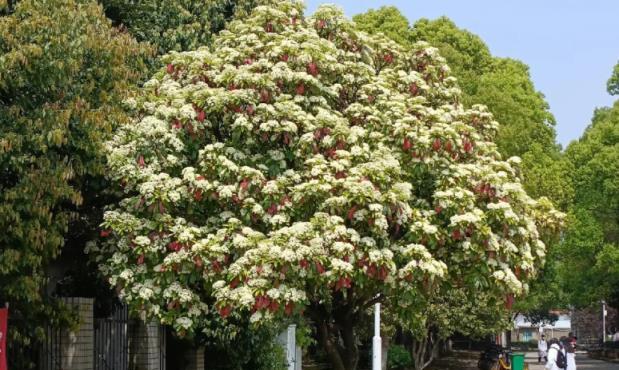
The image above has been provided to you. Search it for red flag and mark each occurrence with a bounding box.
[0,308,7,370]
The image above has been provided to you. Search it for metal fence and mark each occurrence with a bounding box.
[37,301,165,370]
[94,304,129,370]
[39,326,63,370]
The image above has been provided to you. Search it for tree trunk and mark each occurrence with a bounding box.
[316,320,347,370]
[314,314,360,370]
[411,331,440,370]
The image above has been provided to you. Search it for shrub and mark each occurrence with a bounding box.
[388,345,413,370]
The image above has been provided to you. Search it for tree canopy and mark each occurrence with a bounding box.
[0,0,149,366]
[92,2,562,370]
[352,3,570,333]
[608,61,619,95]
[100,0,262,54]
[559,101,619,307]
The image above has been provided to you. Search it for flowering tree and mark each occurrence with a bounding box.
[94,2,562,369]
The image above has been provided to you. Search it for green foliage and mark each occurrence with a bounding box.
[388,344,413,370]
[474,58,556,158]
[559,100,619,307]
[100,0,262,54]
[352,6,412,47]
[521,145,574,211]
[557,209,606,306]
[410,17,493,100]
[0,0,149,366]
[203,323,287,370]
[608,61,619,95]
[354,10,558,158]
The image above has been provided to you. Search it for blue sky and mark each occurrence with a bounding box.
[304,0,619,147]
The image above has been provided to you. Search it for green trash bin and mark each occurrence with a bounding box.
[510,353,525,370]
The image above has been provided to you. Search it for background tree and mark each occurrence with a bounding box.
[352,6,412,47]
[608,61,619,95]
[100,0,263,55]
[354,7,571,331]
[93,2,562,370]
[0,0,150,366]
[559,100,619,307]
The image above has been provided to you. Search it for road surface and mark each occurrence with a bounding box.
[525,352,619,370]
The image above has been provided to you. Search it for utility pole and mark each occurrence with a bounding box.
[372,303,381,370]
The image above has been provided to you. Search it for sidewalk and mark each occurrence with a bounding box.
[524,351,544,370]
[523,351,619,369]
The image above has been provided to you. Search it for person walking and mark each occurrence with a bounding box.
[538,334,548,363]
[566,335,577,370]
[545,338,567,370]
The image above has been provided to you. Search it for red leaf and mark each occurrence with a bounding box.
[260,89,271,103]
[378,266,388,281]
[240,179,250,191]
[315,261,325,274]
[432,138,441,151]
[402,137,412,151]
[505,294,514,310]
[347,206,357,221]
[196,110,205,122]
[269,300,280,313]
[137,254,145,265]
[267,203,278,215]
[307,62,319,76]
[100,230,111,238]
[166,64,174,74]
[296,83,305,95]
[137,155,145,168]
[284,302,295,316]
[219,305,232,318]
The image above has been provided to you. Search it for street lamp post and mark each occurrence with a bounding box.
[602,300,607,343]
[372,303,381,370]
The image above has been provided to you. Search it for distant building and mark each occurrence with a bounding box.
[511,313,571,342]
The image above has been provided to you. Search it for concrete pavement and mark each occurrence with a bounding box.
[524,351,619,370]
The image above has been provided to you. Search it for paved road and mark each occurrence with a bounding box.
[525,352,619,370]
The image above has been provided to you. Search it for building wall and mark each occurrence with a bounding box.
[511,328,570,342]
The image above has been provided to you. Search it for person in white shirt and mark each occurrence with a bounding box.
[566,336,577,370]
[538,334,548,363]
[545,338,564,370]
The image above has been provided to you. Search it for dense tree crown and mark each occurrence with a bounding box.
[0,0,149,366]
[93,2,562,369]
[100,0,263,54]
[559,101,619,307]
[353,7,572,326]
